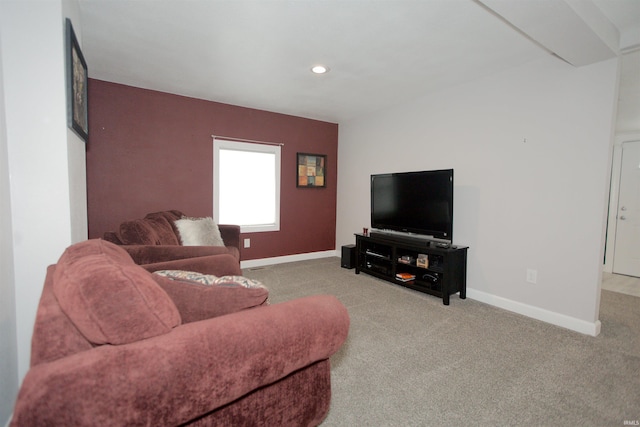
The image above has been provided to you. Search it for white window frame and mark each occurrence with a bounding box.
[213,139,281,233]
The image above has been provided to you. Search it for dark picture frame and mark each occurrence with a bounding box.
[65,18,89,142]
[297,153,327,188]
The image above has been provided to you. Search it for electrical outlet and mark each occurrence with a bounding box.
[526,269,537,284]
[244,238,251,248]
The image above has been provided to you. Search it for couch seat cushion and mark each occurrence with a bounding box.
[53,239,181,345]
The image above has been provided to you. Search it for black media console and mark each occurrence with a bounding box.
[355,233,468,305]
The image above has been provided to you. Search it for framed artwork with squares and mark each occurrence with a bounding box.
[296,153,326,188]
[65,18,89,142]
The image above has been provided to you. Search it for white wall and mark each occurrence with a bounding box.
[0,1,86,419]
[337,55,618,336]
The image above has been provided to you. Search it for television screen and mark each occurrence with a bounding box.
[371,169,453,241]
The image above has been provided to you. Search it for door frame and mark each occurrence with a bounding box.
[605,133,640,273]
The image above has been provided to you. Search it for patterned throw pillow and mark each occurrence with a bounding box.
[154,270,267,291]
[211,275,268,289]
[153,270,219,285]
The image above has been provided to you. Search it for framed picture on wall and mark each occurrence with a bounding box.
[65,18,89,142]
[297,153,326,188]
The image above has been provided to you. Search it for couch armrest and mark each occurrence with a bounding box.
[11,295,350,427]
[122,244,239,265]
[218,224,240,251]
[141,253,242,277]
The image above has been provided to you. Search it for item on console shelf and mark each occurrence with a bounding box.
[416,254,429,269]
[398,255,415,265]
[395,272,415,282]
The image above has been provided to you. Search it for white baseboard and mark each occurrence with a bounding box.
[241,250,339,270]
[466,288,601,337]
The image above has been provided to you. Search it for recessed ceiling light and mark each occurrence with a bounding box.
[311,65,329,74]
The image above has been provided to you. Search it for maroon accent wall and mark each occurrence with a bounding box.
[87,80,338,261]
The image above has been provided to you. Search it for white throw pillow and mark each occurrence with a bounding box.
[174,217,225,246]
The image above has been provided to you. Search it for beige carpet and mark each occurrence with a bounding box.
[243,257,640,426]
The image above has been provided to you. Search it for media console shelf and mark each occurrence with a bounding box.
[355,233,468,305]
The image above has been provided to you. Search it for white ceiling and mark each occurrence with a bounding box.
[79,0,640,124]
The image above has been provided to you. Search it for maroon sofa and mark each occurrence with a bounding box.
[11,239,350,426]
[103,210,241,268]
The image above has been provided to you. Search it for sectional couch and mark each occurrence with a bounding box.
[103,210,241,273]
[11,239,350,426]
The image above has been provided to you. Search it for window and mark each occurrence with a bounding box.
[213,139,281,233]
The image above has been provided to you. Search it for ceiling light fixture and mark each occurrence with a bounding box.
[311,65,329,74]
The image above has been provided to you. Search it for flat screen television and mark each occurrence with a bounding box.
[371,169,454,242]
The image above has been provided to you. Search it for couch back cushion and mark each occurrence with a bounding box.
[30,265,95,366]
[62,235,134,264]
[119,216,180,245]
[52,239,181,345]
[146,210,183,236]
